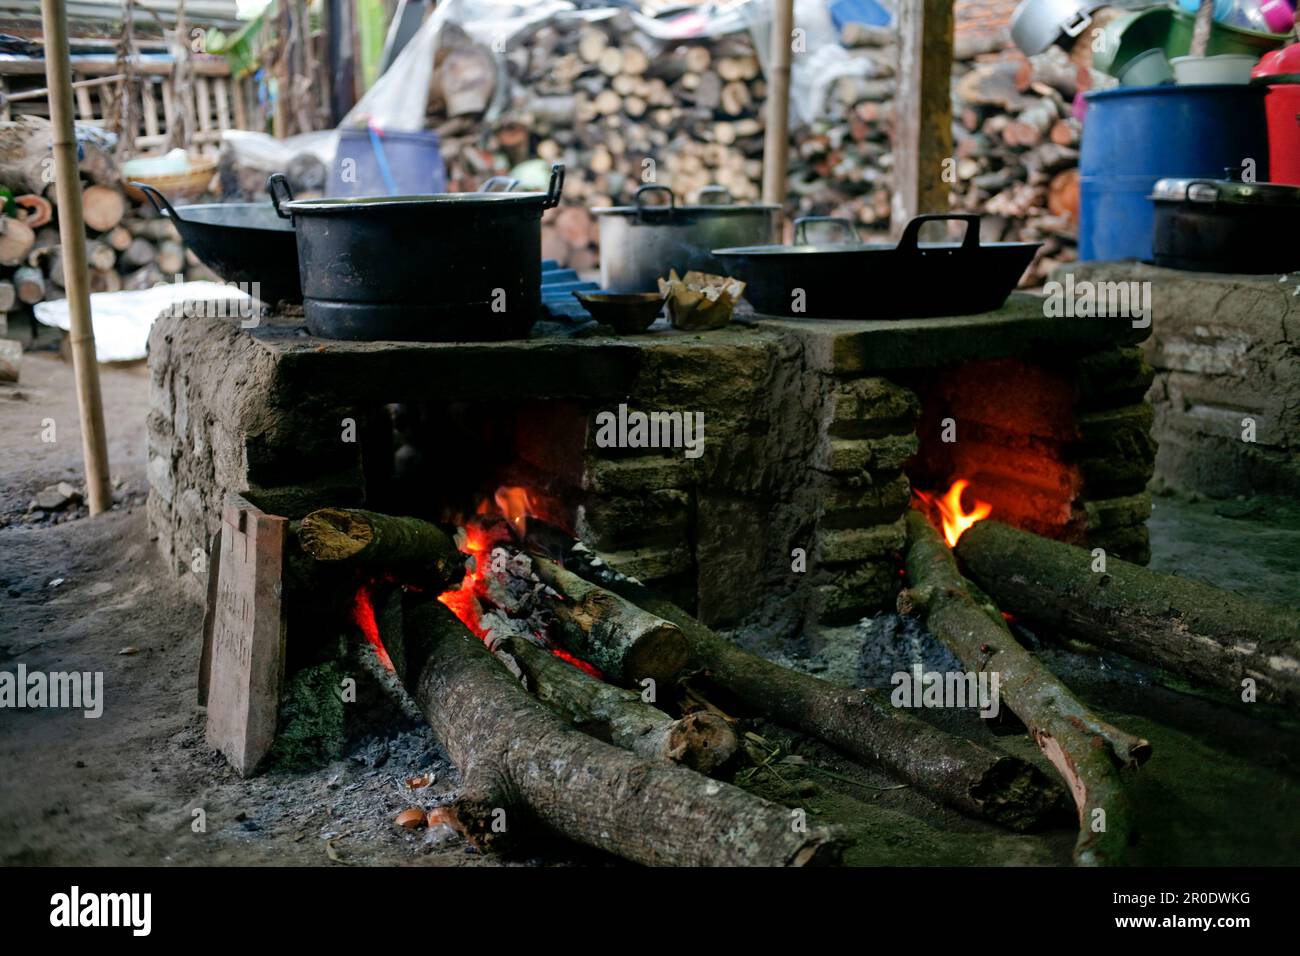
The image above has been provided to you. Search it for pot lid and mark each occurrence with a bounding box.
[1151,175,1300,206]
[1252,45,1300,84]
[280,190,551,212]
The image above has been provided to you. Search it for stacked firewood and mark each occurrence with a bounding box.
[0,116,213,343]
[430,16,1084,281]
[433,17,771,272]
[949,43,1087,283]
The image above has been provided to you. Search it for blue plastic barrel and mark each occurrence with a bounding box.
[1079,85,1269,262]
[329,128,446,198]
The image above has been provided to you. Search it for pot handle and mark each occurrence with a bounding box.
[794,216,861,245]
[481,175,520,192]
[132,182,179,220]
[634,183,675,219]
[544,163,566,209]
[267,173,295,219]
[697,185,734,205]
[897,213,981,253]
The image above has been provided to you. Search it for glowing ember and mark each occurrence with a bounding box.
[435,485,605,680]
[914,478,992,548]
[352,585,395,671]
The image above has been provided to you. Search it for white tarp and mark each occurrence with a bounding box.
[33,282,256,363]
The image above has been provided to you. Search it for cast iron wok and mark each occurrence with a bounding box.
[713,213,1040,319]
[130,181,302,305]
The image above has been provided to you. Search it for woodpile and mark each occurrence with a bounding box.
[0,116,216,343]
[950,45,1092,284]
[424,15,1086,282]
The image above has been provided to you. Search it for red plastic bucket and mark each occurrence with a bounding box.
[1263,85,1300,185]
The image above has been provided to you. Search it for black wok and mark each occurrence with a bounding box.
[713,214,1040,320]
[131,181,302,305]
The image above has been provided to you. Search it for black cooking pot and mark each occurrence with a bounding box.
[713,213,1040,320]
[268,164,564,341]
[131,181,302,305]
[1149,169,1300,274]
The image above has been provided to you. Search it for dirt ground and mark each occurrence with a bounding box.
[2,352,1298,867]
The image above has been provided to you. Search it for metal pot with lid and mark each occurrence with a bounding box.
[268,164,564,341]
[592,184,781,293]
[1149,167,1300,274]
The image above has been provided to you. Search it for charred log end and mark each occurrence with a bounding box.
[790,834,849,867]
[624,622,691,685]
[970,755,1071,832]
[428,794,517,854]
[667,711,739,775]
[896,585,932,617]
[298,507,372,560]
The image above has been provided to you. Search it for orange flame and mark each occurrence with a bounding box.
[915,478,991,548]
[352,585,395,671]
[494,486,532,538]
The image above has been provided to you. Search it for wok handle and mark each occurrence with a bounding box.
[267,173,295,219]
[480,175,520,192]
[793,216,861,245]
[697,185,734,205]
[132,182,178,220]
[897,213,982,253]
[544,163,566,209]
[634,183,675,219]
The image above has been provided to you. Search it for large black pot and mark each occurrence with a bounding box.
[1149,171,1300,274]
[713,214,1039,320]
[132,182,302,305]
[268,164,564,341]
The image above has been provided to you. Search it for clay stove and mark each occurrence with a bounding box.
[148,294,1154,645]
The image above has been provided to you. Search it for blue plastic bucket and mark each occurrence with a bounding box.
[329,127,446,198]
[1079,84,1269,262]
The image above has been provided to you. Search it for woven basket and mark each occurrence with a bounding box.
[123,157,218,205]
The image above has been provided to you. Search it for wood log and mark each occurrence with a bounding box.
[81,184,126,232]
[86,238,115,272]
[899,512,1150,865]
[0,280,13,312]
[89,267,121,293]
[399,597,844,866]
[297,507,465,587]
[955,520,1300,712]
[568,559,1066,830]
[156,240,184,275]
[105,224,133,251]
[120,236,157,269]
[0,215,35,266]
[496,635,738,774]
[532,557,689,686]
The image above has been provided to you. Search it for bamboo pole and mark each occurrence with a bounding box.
[41,0,113,515]
[761,0,794,205]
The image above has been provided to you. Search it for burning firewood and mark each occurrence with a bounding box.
[398,597,845,866]
[495,635,738,774]
[899,512,1152,866]
[954,521,1300,713]
[297,508,466,587]
[562,556,1066,831]
[531,557,689,685]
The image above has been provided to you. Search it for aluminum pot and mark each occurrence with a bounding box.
[1149,171,1300,274]
[592,185,781,293]
[268,164,564,341]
